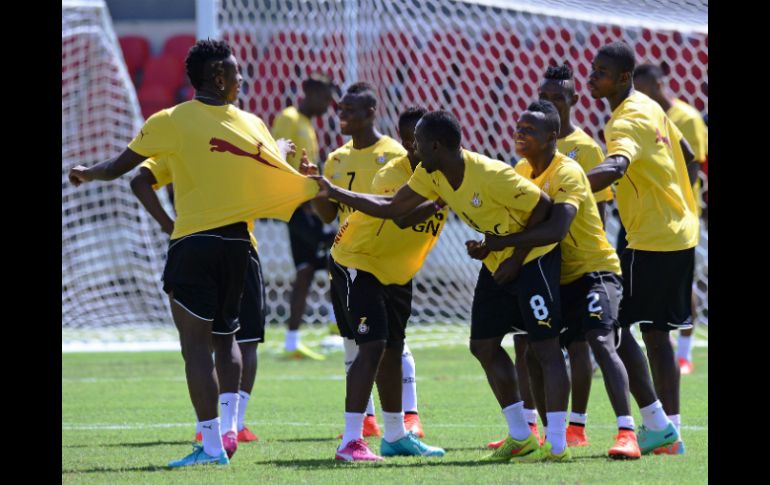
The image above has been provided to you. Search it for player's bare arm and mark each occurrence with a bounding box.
[313,175,427,219]
[68,147,147,186]
[130,167,175,236]
[586,154,630,193]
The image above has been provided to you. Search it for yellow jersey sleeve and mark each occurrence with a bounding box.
[486,166,540,213]
[140,158,172,190]
[407,164,440,200]
[679,115,708,163]
[606,117,643,164]
[551,164,586,209]
[128,110,180,158]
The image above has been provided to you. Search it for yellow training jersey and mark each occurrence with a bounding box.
[323,135,407,224]
[604,92,699,251]
[140,157,258,249]
[557,127,613,203]
[515,152,621,284]
[408,149,556,273]
[128,100,318,239]
[331,155,447,285]
[271,106,320,170]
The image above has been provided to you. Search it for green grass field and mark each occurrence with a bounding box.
[62,331,707,484]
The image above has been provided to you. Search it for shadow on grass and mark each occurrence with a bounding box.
[268,437,338,443]
[63,440,189,449]
[62,464,172,474]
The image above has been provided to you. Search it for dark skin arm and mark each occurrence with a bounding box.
[679,137,698,186]
[586,155,630,193]
[393,199,445,229]
[485,202,577,250]
[68,148,147,185]
[596,200,608,228]
[129,167,175,235]
[485,192,554,284]
[313,176,427,219]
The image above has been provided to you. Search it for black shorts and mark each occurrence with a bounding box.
[163,222,251,335]
[328,256,412,347]
[289,205,334,271]
[619,247,695,332]
[231,246,266,343]
[470,246,563,342]
[560,272,622,348]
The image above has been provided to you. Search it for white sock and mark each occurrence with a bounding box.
[219,393,239,434]
[640,400,670,431]
[285,329,300,352]
[569,412,587,426]
[383,411,407,442]
[677,335,693,361]
[237,390,250,431]
[199,417,225,456]
[502,401,531,441]
[669,414,681,438]
[546,411,568,454]
[617,415,635,431]
[401,343,418,413]
[366,395,376,416]
[523,408,538,426]
[341,412,365,445]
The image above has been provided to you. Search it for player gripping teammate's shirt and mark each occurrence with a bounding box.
[323,136,406,224]
[514,152,621,284]
[331,155,447,285]
[271,106,320,169]
[128,100,318,239]
[407,149,556,273]
[604,91,699,251]
[557,127,613,204]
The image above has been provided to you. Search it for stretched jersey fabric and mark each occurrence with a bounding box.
[128,100,318,239]
[271,106,319,169]
[557,127,613,203]
[515,152,620,284]
[141,157,258,249]
[323,135,407,224]
[331,155,447,285]
[604,92,699,251]
[408,149,556,273]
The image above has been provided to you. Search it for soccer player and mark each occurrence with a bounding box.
[585,41,698,455]
[484,100,640,459]
[272,74,337,360]
[312,83,428,439]
[68,40,318,467]
[314,110,573,463]
[130,156,270,445]
[633,63,708,375]
[327,106,446,461]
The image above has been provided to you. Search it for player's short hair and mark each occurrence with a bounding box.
[544,63,575,95]
[418,111,462,150]
[185,39,233,90]
[633,63,665,82]
[345,81,377,109]
[597,41,636,74]
[302,73,334,93]
[526,100,561,135]
[398,106,428,131]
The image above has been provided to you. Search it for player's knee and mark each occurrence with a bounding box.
[469,339,497,362]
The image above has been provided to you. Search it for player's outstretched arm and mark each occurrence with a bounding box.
[68,148,147,186]
[486,201,576,250]
[393,198,445,229]
[313,176,426,219]
[586,155,629,193]
[130,167,175,236]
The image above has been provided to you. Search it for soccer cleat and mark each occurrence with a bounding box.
[404,413,425,438]
[487,423,539,449]
[335,438,384,462]
[566,424,589,447]
[222,430,238,458]
[514,440,572,463]
[363,415,382,437]
[237,426,259,442]
[637,423,679,454]
[195,432,202,442]
[168,444,229,468]
[380,431,445,457]
[678,357,694,375]
[608,429,641,460]
[481,433,540,462]
[652,440,686,455]
[284,343,326,361]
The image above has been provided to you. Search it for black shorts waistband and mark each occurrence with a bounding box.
[170,222,250,244]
